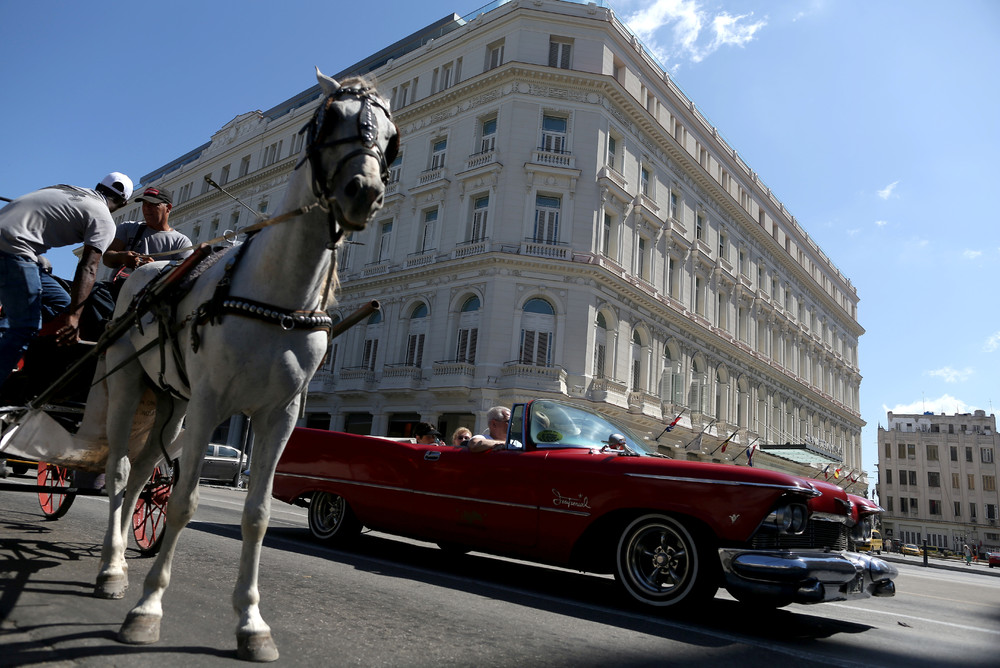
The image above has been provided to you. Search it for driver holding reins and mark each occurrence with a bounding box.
[102,186,191,298]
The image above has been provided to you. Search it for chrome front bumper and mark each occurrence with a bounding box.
[718,548,898,605]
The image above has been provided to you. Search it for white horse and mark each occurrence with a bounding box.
[94,68,398,662]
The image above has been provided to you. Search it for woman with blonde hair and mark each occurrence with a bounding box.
[451,427,473,447]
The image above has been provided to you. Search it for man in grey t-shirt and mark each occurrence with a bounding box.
[103,185,191,278]
[0,172,132,387]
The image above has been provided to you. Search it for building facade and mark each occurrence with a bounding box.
[877,410,999,554]
[116,0,865,483]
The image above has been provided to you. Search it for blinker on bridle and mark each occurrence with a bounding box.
[296,86,395,205]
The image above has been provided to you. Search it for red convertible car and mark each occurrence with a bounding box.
[273,399,897,610]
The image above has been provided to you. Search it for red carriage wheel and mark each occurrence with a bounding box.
[37,461,76,519]
[132,465,173,556]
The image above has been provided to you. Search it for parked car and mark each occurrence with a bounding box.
[900,543,922,556]
[273,399,897,610]
[988,552,1000,568]
[0,456,35,477]
[201,444,247,486]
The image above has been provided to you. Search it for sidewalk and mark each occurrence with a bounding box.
[878,552,1000,577]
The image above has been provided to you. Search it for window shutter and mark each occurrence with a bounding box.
[520,330,535,365]
[594,343,605,378]
[548,41,559,67]
[536,331,550,366]
[467,328,477,364]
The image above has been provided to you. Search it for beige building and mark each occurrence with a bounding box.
[116,0,865,483]
[877,410,999,554]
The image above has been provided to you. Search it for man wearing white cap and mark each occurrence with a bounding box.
[0,172,132,386]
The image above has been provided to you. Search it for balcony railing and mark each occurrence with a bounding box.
[362,261,391,278]
[405,249,437,269]
[453,239,490,259]
[419,166,447,185]
[530,148,575,169]
[500,361,566,390]
[522,239,569,260]
[339,366,377,383]
[464,149,499,171]
[432,359,476,376]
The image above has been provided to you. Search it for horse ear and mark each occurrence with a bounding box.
[316,67,341,96]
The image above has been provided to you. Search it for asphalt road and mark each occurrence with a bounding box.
[2,473,998,667]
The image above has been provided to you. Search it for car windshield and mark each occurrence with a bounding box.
[525,400,657,454]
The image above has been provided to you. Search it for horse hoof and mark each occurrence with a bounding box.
[118,612,161,645]
[237,631,279,662]
[94,573,127,599]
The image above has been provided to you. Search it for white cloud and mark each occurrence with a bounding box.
[877,180,899,199]
[963,250,982,260]
[985,331,1000,353]
[883,394,974,417]
[874,220,888,228]
[625,0,766,68]
[927,366,974,383]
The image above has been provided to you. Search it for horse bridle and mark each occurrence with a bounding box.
[296,86,397,220]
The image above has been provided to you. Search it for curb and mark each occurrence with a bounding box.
[879,553,1000,577]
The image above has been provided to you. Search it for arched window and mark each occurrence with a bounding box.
[326,315,342,371]
[736,377,748,428]
[630,329,643,392]
[690,357,708,413]
[456,295,480,363]
[660,344,683,406]
[361,310,383,370]
[593,312,608,378]
[405,303,428,366]
[519,298,555,366]
[715,367,730,422]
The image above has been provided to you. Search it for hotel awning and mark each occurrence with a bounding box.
[759,442,842,465]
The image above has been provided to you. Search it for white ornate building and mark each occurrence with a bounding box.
[116,0,866,484]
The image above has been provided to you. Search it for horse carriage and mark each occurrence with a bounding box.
[0,279,183,556]
[0,69,396,662]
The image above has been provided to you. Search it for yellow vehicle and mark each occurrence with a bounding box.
[854,522,883,554]
[869,529,883,554]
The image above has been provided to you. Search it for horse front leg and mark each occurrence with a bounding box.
[231,403,298,662]
[118,413,207,646]
[95,368,146,599]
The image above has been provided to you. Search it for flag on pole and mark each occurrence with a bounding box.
[834,467,842,479]
[720,430,737,453]
[821,464,830,480]
[683,418,715,451]
[746,441,759,467]
[656,408,687,441]
[664,409,685,432]
[686,432,704,451]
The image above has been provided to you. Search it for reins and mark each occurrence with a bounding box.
[143,202,323,259]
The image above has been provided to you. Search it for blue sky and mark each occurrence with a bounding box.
[2,0,997,481]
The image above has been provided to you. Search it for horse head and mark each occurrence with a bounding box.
[300,68,399,232]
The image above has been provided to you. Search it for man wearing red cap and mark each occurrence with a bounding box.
[102,185,191,295]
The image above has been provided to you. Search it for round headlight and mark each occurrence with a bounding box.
[773,506,793,532]
[790,504,808,533]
